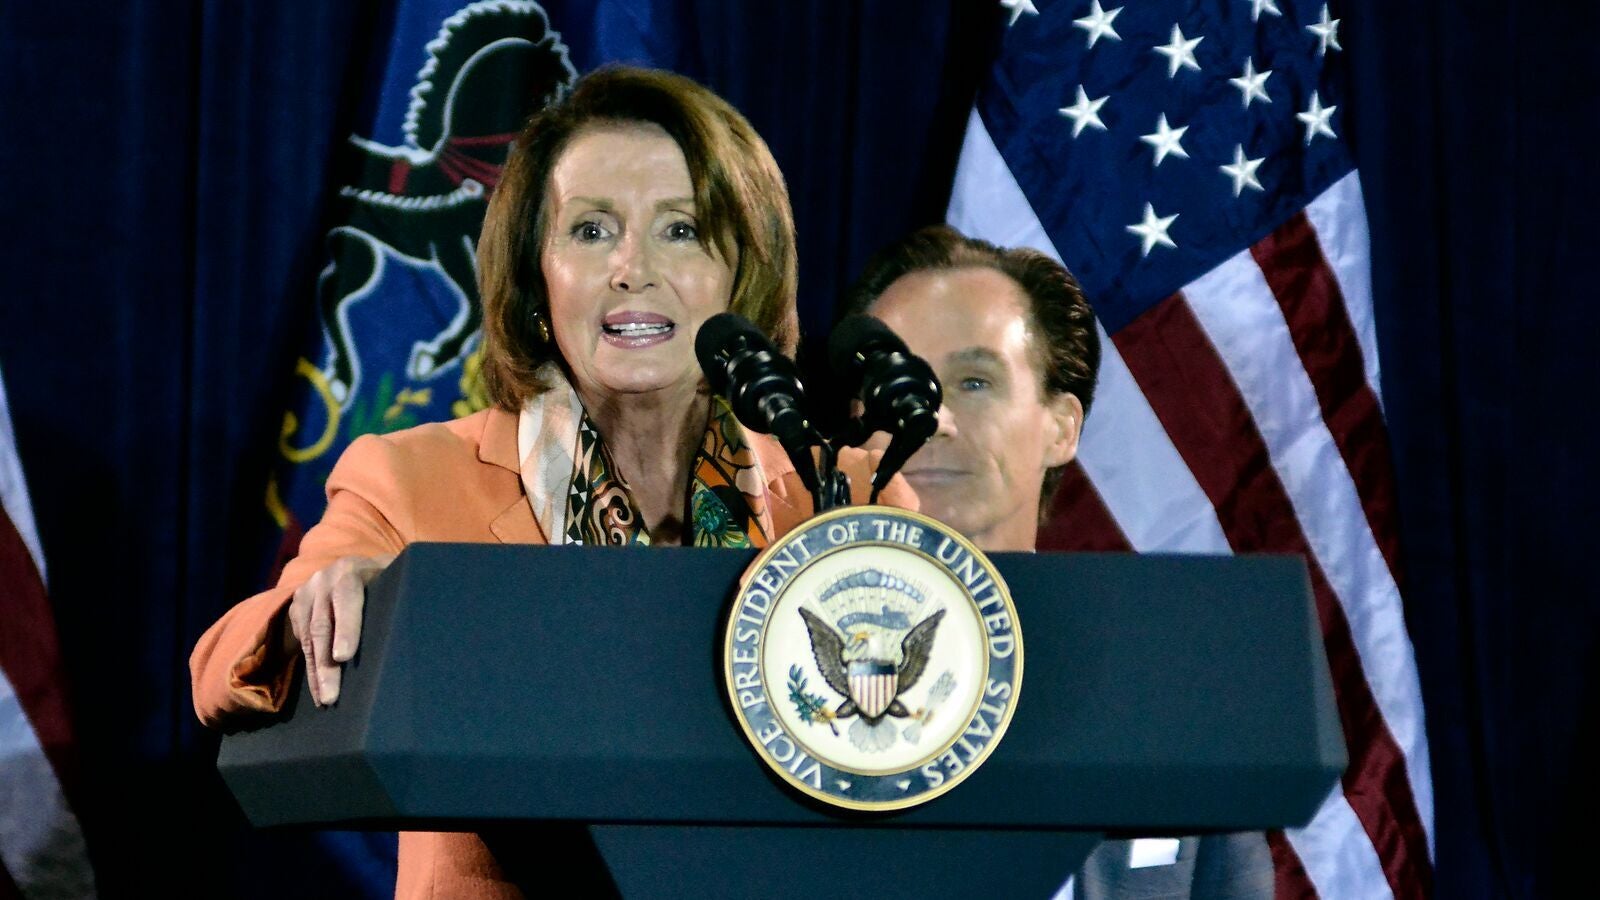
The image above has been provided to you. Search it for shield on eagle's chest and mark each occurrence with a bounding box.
[848,660,898,719]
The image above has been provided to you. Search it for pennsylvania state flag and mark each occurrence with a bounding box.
[263,1,695,893]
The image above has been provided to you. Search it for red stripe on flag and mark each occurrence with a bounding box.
[1038,461,1133,552]
[1267,831,1318,900]
[1251,214,1404,583]
[1114,294,1432,898]
[0,505,82,812]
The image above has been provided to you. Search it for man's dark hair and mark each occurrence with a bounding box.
[841,224,1101,512]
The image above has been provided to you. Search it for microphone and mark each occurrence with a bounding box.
[828,315,942,500]
[695,312,825,493]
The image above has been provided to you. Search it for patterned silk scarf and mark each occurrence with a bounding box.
[516,364,772,549]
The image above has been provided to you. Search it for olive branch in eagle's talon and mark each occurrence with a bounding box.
[787,665,840,735]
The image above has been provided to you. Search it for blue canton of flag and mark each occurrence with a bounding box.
[988,0,1351,332]
[955,2,1433,898]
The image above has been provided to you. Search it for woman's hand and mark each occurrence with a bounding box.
[284,554,395,707]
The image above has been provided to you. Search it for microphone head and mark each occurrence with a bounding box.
[863,352,942,433]
[829,314,942,443]
[694,313,827,502]
[828,314,909,387]
[694,311,813,445]
[695,312,764,393]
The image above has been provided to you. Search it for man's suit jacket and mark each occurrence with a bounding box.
[191,406,911,899]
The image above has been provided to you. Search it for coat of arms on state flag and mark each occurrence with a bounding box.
[270,1,576,551]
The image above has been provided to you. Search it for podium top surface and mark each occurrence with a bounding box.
[219,543,1342,831]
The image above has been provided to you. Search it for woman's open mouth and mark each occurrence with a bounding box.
[601,311,675,348]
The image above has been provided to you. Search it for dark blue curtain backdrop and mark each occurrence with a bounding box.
[1347,3,1600,896]
[0,2,1591,897]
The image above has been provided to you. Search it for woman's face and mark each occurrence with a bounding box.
[541,123,736,406]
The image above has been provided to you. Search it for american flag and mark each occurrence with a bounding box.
[954,1,1432,897]
[0,366,95,897]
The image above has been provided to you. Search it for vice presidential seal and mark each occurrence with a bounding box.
[724,506,1022,811]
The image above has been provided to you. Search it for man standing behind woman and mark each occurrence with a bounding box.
[191,67,909,898]
[843,224,1275,900]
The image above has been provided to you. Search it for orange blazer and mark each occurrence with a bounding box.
[191,406,912,899]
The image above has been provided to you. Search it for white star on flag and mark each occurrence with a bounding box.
[1140,113,1190,166]
[1307,4,1342,56]
[1126,202,1178,255]
[1000,0,1039,28]
[1072,1,1123,48]
[1154,23,1204,78]
[1058,86,1109,137]
[1297,90,1337,144]
[1220,144,1266,196]
[1246,0,1282,22]
[1229,58,1272,108]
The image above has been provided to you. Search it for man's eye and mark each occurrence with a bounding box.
[959,377,991,391]
[572,221,610,242]
[665,221,698,241]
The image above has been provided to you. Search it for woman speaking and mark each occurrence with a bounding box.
[191,66,910,897]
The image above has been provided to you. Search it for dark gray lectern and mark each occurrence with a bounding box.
[218,544,1343,898]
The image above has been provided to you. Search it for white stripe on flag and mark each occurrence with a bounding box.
[948,107,1054,253]
[0,365,94,897]
[1184,246,1435,848]
[1081,325,1228,554]
[0,369,46,585]
[1302,172,1384,408]
[0,669,94,898]
[946,109,1229,554]
[1077,328,1232,554]
[1289,784,1395,900]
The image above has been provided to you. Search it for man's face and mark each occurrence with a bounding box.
[866,267,1082,551]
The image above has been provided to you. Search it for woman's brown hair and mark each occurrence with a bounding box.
[476,65,799,410]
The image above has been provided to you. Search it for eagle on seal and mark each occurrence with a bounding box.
[799,606,946,752]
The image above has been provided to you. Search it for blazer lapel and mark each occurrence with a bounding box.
[489,497,545,545]
[479,407,548,545]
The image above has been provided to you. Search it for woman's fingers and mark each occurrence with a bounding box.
[330,567,366,663]
[290,579,321,706]
[308,575,340,706]
[283,555,394,708]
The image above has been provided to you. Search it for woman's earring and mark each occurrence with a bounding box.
[532,310,552,344]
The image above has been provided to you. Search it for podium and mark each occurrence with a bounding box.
[218,543,1343,897]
